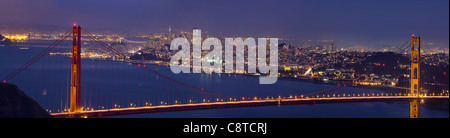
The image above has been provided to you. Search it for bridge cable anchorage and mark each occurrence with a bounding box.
[2,29,73,82]
[81,28,243,100]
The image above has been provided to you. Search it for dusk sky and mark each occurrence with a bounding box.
[0,0,448,48]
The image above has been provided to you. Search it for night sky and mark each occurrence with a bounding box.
[0,0,448,48]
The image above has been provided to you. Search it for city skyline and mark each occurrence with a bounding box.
[0,0,448,49]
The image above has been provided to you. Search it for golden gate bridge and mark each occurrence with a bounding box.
[1,25,448,118]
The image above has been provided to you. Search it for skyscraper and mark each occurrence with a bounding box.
[347,45,353,51]
[169,25,172,42]
[329,43,335,52]
[148,33,156,48]
[357,44,364,52]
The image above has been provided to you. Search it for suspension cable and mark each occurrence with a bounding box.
[81,28,245,99]
[2,29,73,82]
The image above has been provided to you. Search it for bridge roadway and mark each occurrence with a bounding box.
[50,96,449,118]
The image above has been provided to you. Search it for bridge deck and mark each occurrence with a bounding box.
[50,96,449,118]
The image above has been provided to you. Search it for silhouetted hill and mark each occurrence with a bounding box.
[0,34,12,45]
[0,83,52,118]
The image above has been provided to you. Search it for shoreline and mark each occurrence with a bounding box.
[132,59,449,111]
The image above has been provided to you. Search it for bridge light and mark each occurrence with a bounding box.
[73,23,77,27]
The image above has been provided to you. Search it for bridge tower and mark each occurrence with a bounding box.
[410,35,420,118]
[70,25,82,113]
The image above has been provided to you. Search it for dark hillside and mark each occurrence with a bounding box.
[0,83,52,118]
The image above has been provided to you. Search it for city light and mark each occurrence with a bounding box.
[5,35,28,40]
[0,0,448,121]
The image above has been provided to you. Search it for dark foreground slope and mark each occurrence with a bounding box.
[0,83,52,118]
